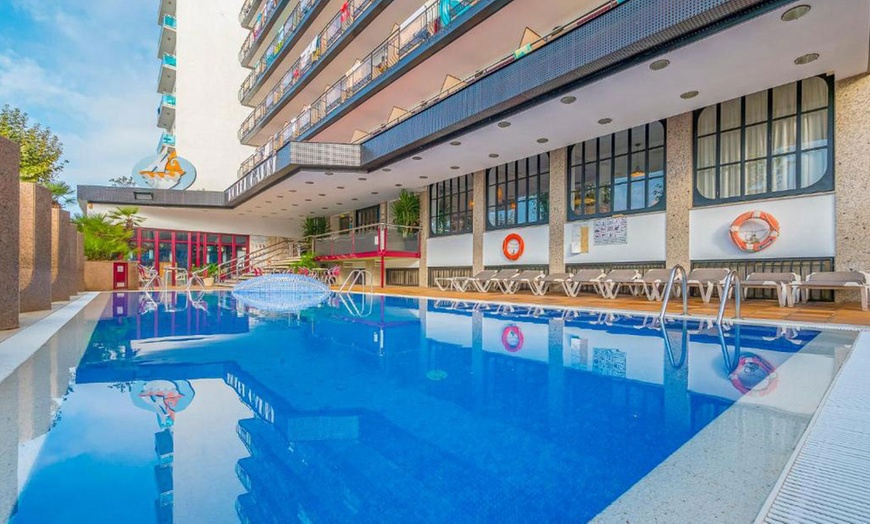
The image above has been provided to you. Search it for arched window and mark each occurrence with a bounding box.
[568,121,666,220]
[694,76,833,204]
[486,153,550,229]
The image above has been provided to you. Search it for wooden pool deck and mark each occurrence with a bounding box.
[363,286,870,327]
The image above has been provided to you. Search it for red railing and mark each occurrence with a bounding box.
[311,223,420,260]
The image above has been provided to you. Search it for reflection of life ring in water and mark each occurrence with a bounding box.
[130,379,196,428]
[502,233,525,261]
[729,353,778,397]
[501,324,524,352]
[730,211,780,252]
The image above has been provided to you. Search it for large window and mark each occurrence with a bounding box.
[486,153,549,229]
[430,173,473,236]
[695,76,833,204]
[569,121,665,219]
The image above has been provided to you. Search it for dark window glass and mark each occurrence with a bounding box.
[693,76,833,205]
[430,173,474,236]
[485,153,550,229]
[568,121,666,220]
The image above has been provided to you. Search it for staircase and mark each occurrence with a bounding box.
[214,239,308,288]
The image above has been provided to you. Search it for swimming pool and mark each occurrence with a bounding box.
[1,291,858,523]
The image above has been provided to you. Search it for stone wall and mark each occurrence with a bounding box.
[665,112,693,270]
[0,138,20,329]
[18,183,52,312]
[50,208,71,302]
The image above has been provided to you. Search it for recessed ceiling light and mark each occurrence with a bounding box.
[358,177,367,181]
[597,118,613,125]
[536,138,549,144]
[794,53,819,65]
[305,181,314,184]
[412,156,423,160]
[318,193,326,197]
[351,198,358,201]
[383,168,392,172]
[489,153,500,158]
[255,205,262,208]
[371,191,379,195]
[276,195,284,198]
[497,121,511,128]
[299,214,305,218]
[289,189,296,193]
[324,172,334,176]
[304,198,312,202]
[270,212,276,215]
[419,175,428,179]
[321,207,328,210]
[336,202,343,205]
[337,186,345,189]
[281,208,287,211]
[265,200,272,203]
[450,166,460,170]
[781,5,810,22]
[395,183,402,187]
[649,59,670,71]
[449,141,461,146]
[292,203,298,206]
[560,96,576,104]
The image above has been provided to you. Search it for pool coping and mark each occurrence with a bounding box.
[0,292,99,385]
[753,330,870,523]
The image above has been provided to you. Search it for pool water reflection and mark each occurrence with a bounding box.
[1,291,854,523]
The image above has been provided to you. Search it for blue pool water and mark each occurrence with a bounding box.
[1,291,852,523]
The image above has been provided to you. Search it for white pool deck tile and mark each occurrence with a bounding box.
[756,331,870,524]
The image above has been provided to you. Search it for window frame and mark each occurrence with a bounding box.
[566,120,667,222]
[485,153,550,231]
[692,75,835,206]
[429,173,474,237]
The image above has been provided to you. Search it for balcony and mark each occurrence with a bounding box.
[157,0,176,24]
[157,54,177,94]
[157,14,177,59]
[312,223,421,261]
[157,132,176,153]
[237,0,385,139]
[157,94,176,131]
[239,0,267,28]
[237,0,481,146]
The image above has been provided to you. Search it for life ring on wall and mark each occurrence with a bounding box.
[502,233,525,261]
[729,353,778,397]
[729,211,780,252]
[501,324,524,352]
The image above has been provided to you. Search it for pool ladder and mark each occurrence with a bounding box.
[659,265,741,325]
[338,269,373,294]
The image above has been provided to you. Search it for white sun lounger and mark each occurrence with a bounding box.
[742,272,800,307]
[499,270,545,295]
[529,272,573,296]
[598,269,643,299]
[686,268,731,304]
[470,269,519,293]
[564,269,606,298]
[792,271,870,310]
[445,270,497,292]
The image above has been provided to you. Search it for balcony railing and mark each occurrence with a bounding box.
[239,0,266,26]
[235,0,623,182]
[239,0,316,65]
[157,132,176,152]
[162,14,177,29]
[162,53,177,68]
[237,0,379,136]
[161,93,177,107]
[312,223,421,260]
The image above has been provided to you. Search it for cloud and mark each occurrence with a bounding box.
[1,0,160,193]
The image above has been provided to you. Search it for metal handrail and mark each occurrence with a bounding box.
[659,265,688,321]
[338,269,373,294]
[214,239,307,282]
[716,270,742,325]
[659,319,688,370]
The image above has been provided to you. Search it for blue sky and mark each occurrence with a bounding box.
[0,0,159,189]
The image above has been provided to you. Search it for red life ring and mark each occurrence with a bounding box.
[730,211,780,252]
[502,233,525,261]
[501,325,524,352]
[729,352,778,397]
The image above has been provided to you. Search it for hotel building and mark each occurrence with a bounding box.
[80,0,870,295]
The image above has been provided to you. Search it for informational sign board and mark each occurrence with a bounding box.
[570,225,589,254]
[593,217,628,246]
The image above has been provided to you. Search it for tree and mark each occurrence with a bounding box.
[108,206,144,231]
[109,175,137,187]
[0,105,67,185]
[72,213,133,261]
[44,181,75,208]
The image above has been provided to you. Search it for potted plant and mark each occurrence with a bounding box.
[204,263,219,287]
[73,212,136,290]
[390,189,420,237]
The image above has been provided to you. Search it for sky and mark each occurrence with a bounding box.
[0,0,159,190]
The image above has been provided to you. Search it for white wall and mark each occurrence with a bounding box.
[564,212,666,265]
[175,0,254,191]
[483,224,549,266]
[427,234,473,267]
[689,193,835,260]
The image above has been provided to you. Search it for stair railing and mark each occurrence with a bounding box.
[214,239,307,283]
[716,270,742,325]
[659,265,689,321]
[338,269,373,294]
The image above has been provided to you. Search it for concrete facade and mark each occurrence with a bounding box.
[665,113,693,270]
[418,188,429,287]
[50,208,71,302]
[472,169,486,274]
[0,137,20,330]
[83,261,139,292]
[18,183,52,312]
[548,148,567,274]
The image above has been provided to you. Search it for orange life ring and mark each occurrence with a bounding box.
[729,211,780,252]
[729,353,778,397]
[501,324,524,352]
[502,233,525,261]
